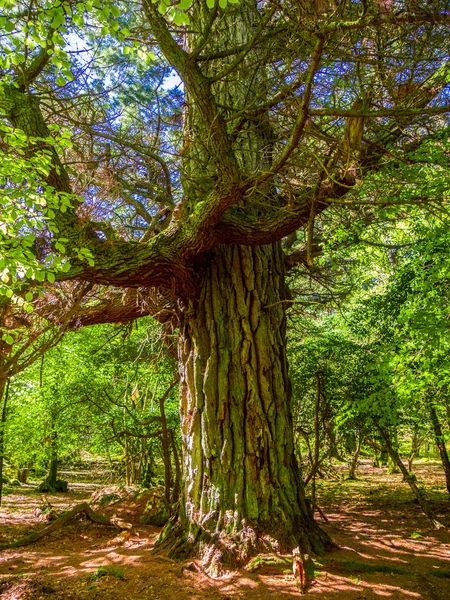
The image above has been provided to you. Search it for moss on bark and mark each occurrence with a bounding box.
[155,242,332,574]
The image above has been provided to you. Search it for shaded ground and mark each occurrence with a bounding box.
[1,460,449,599]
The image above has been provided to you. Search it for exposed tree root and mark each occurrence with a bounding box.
[0,502,132,550]
[155,516,334,578]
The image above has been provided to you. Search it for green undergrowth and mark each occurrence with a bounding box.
[323,560,450,579]
[91,566,125,581]
[245,555,290,572]
[314,459,449,510]
[426,569,450,579]
[97,493,121,506]
[331,560,409,575]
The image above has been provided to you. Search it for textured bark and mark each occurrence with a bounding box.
[150,3,332,570]
[157,243,331,570]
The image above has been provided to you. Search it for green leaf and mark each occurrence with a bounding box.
[51,12,65,29]
[173,12,187,26]
[63,69,75,82]
[47,272,56,283]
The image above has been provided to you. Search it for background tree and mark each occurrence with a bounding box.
[3,317,179,496]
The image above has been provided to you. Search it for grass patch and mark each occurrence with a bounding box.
[91,566,125,581]
[332,560,409,575]
[245,555,290,572]
[326,561,450,580]
[97,493,120,506]
[427,569,450,579]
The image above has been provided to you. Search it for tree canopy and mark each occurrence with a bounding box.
[0,0,448,304]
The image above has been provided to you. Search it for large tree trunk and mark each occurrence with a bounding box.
[155,1,331,572]
[156,243,331,572]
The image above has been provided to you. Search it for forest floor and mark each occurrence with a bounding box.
[0,459,449,599]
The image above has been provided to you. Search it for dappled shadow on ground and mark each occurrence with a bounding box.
[0,462,449,599]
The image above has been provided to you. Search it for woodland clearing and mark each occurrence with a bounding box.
[0,460,449,600]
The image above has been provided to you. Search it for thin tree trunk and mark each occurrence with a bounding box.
[123,405,131,486]
[428,401,450,495]
[304,371,322,489]
[408,431,423,473]
[169,428,181,503]
[348,431,362,480]
[0,378,10,506]
[159,388,172,506]
[323,392,341,461]
[376,426,444,529]
[305,371,322,515]
[387,430,400,474]
[49,431,58,488]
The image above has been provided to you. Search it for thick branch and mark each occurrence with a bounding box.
[67,287,175,328]
[309,105,450,118]
[216,177,342,246]
[316,12,450,36]
[16,42,54,88]
[142,0,240,184]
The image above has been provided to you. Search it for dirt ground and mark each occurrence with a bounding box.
[1,460,449,599]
